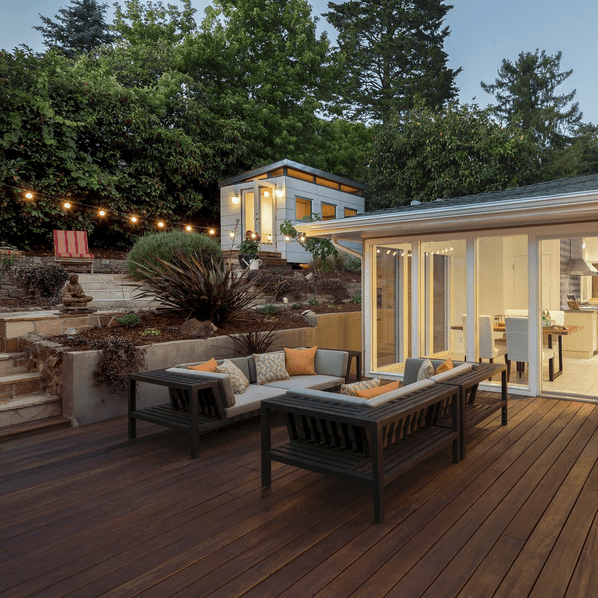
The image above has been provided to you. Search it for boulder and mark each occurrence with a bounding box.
[180,319,217,339]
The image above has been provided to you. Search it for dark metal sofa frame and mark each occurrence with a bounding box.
[261,383,461,524]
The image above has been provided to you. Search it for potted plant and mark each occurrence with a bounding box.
[238,230,260,267]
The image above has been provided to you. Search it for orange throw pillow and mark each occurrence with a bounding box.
[355,380,401,399]
[188,358,218,372]
[435,358,454,375]
[284,346,317,376]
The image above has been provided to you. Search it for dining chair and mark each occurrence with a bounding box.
[479,315,511,379]
[505,317,555,381]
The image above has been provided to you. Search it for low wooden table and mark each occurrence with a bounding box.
[128,369,225,459]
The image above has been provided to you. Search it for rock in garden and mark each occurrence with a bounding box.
[181,319,217,338]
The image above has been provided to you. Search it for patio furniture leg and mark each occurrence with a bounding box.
[128,377,137,439]
[501,369,508,425]
[190,389,200,459]
[261,407,272,488]
[371,428,385,524]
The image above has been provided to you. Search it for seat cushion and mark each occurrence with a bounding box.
[340,377,380,396]
[265,374,344,391]
[224,384,285,418]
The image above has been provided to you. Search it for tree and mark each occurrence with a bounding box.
[185,0,337,166]
[34,0,114,57]
[365,103,542,209]
[324,0,461,122]
[481,49,583,149]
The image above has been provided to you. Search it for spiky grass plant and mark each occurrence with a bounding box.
[131,251,258,327]
[225,312,282,356]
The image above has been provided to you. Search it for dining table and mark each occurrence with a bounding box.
[451,322,584,380]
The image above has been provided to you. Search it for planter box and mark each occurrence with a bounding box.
[62,327,316,426]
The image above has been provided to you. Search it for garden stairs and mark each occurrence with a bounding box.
[0,351,68,439]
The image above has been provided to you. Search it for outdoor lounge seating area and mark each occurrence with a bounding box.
[3,392,598,597]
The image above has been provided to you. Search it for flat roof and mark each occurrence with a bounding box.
[218,159,367,190]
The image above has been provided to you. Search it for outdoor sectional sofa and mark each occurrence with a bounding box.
[128,349,350,458]
[261,357,508,522]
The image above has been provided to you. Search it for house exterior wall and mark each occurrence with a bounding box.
[220,174,364,263]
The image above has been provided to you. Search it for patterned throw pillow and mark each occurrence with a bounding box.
[355,380,401,399]
[254,352,290,385]
[340,377,380,396]
[435,358,454,375]
[215,359,250,394]
[416,359,434,381]
[284,346,317,376]
[188,358,218,372]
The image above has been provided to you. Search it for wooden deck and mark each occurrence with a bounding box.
[2,392,598,597]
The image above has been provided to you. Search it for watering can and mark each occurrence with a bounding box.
[249,258,263,270]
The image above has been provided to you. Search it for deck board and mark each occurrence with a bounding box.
[1,395,598,598]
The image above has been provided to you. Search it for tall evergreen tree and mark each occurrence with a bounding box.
[34,0,114,57]
[324,0,461,122]
[481,49,583,149]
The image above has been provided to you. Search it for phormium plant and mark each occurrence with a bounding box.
[131,251,258,326]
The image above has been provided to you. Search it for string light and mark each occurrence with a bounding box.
[5,184,218,236]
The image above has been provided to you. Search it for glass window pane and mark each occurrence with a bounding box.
[344,208,358,217]
[296,197,311,221]
[322,203,336,220]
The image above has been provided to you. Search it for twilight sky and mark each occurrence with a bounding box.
[2,0,597,125]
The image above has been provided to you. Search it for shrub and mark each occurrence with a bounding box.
[126,231,222,281]
[226,312,281,356]
[317,278,348,298]
[260,304,279,315]
[130,251,258,326]
[351,293,362,304]
[116,312,142,328]
[93,337,146,395]
[16,264,68,298]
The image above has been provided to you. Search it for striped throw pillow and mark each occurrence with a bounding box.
[340,377,380,396]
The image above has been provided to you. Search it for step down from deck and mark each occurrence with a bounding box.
[0,415,70,440]
[0,392,63,428]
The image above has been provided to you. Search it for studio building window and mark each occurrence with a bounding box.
[296,197,312,221]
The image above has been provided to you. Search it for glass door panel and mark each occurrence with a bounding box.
[243,190,255,236]
[259,187,274,246]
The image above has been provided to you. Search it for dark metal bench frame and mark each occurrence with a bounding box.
[435,362,508,459]
[261,384,461,524]
[128,369,259,459]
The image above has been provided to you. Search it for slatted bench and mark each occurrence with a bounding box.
[261,383,461,523]
[128,369,259,459]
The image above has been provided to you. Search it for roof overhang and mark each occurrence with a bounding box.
[300,189,598,242]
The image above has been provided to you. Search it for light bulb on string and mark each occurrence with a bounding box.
[185,225,192,232]
[209,229,215,236]
[130,216,138,223]
[157,221,165,229]
[98,209,106,217]
[63,202,71,209]
[25,192,34,200]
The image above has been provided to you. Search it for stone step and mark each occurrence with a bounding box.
[0,392,62,428]
[0,352,29,376]
[0,372,42,400]
[0,415,70,440]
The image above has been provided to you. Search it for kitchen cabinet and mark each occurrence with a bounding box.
[563,310,598,358]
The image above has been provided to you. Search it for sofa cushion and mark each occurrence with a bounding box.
[224,384,285,418]
[165,367,236,408]
[417,359,435,381]
[254,351,290,385]
[314,349,349,378]
[265,374,344,392]
[285,346,317,376]
[187,358,218,372]
[429,362,473,383]
[215,359,250,394]
[355,380,401,399]
[435,358,454,375]
[340,377,380,396]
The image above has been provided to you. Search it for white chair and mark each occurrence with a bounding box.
[505,317,555,381]
[479,315,511,379]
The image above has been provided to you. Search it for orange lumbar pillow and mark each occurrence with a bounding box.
[435,358,454,375]
[188,358,218,372]
[284,346,317,376]
[355,380,401,399]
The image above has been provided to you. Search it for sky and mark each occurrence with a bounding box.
[2,0,598,125]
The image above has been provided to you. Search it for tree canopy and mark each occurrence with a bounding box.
[365,103,542,209]
[481,49,583,149]
[34,0,114,57]
[324,0,461,122]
